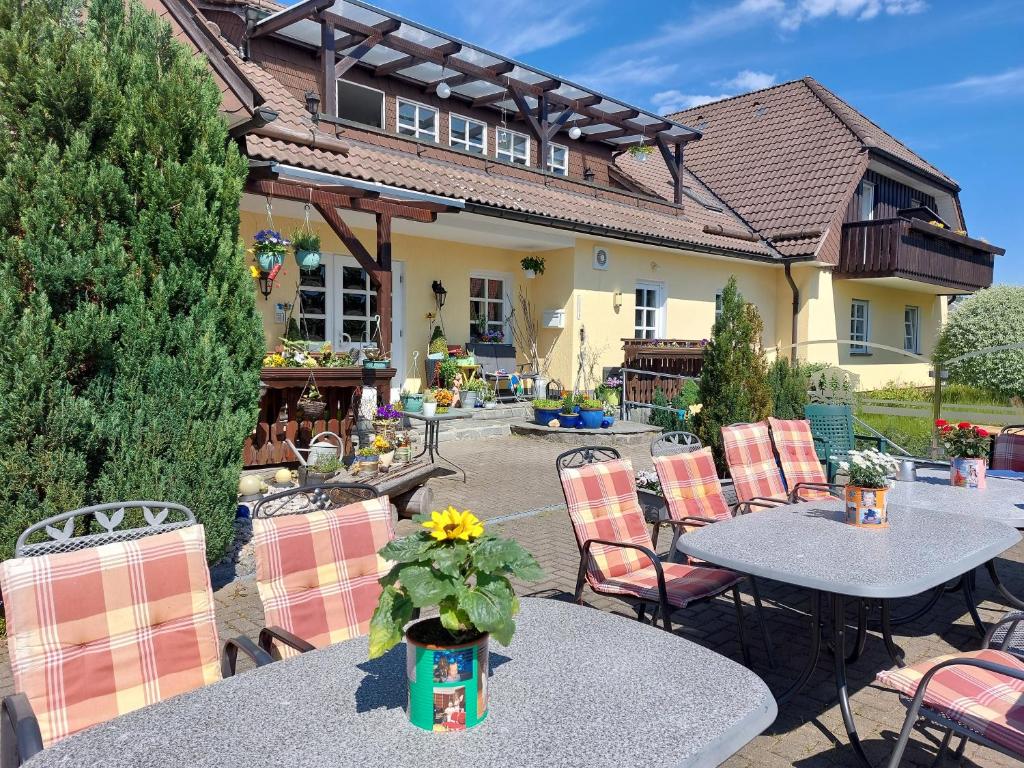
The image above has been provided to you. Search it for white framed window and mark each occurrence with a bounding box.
[496,128,530,165]
[337,80,384,129]
[337,262,379,346]
[397,98,438,142]
[904,306,920,354]
[715,293,724,325]
[635,281,665,340]
[547,143,568,176]
[470,273,510,342]
[296,255,380,350]
[859,180,876,221]
[297,261,331,348]
[449,113,486,154]
[850,299,870,353]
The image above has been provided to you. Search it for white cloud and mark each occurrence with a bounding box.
[569,57,680,92]
[720,70,778,91]
[651,89,733,114]
[934,67,1024,100]
[462,0,596,56]
[780,0,927,30]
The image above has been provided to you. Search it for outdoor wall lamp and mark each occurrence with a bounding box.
[613,291,623,311]
[583,166,595,182]
[304,90,321,124]
[431,280,447,309]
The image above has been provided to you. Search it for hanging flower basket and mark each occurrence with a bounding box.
[257,250,284,273]
[294,250,321,272]
[298,398,325,421]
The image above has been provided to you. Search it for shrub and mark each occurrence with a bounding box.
[767,358,808,419]
[694,277,771,470]
[428,325,448,356]
[935,285,1024,398]
[647,382,700,432]
[0,0,263,562]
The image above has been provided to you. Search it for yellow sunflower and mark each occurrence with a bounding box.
[423,506,485,541]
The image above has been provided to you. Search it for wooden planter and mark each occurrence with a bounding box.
[245,366,395,468]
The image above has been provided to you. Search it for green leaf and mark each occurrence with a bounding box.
[379,535,436,564]
[432,541,470,578]
[438,596,472,634]
[397,564,457,607]
[461,575,516,634]
[368,584,413,659]
[472,537,544,581]
[489,618,515,646]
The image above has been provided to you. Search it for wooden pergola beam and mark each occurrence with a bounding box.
[374,55,417,77]
[655,134,685,205]
[335,32,382,77]
[250,0,332,39]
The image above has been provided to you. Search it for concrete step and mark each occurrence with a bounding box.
[436,422,512,443]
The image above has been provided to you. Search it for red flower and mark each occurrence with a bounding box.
[977,428,990,438]
[957,421,972,429]
[934,419,948,427]
[941,425,953,433]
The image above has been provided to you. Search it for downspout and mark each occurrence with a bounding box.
[784,261,799,363]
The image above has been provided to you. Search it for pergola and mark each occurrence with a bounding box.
[244,0,702,204]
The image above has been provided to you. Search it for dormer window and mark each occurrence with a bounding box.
[496,128,530,165]
[397,98,438,142]
[547,143,568,176]
[450,114,486,155]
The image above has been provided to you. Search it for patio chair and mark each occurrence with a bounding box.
[554,447,759,666]
[804,403,885,480]
[721,422,798,507]
[466,342,539,402]
[991,425,1024,472]
[250,483,394,658]
[767,417,844,502]
[650,431,702,458]
[0,502,272,765]
[877,611,1024,767]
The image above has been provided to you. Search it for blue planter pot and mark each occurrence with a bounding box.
[363,359,390,369]
[578,409,604,428]
[401,393,424,413]
[534,407,560,425]
[557,413,579,429]
[257,251,283,272]
[602,414,616,428]
[295,249,321,271]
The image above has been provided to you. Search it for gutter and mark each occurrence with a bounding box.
[784,261,799,363]
[229,107,353,156]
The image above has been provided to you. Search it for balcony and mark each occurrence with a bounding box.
[837,218,1004,292]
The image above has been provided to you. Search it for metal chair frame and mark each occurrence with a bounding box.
[650,431,702,458]
[2,503,272,767]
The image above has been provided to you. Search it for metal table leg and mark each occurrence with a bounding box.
[880,600,906,668]
[961,569,988,638]
[986,559,1024,610]
[845,598,869,665]
[831,593,872,768]
[776,590,823,705]
[889,584,945,626]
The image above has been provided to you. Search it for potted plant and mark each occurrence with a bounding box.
[352,445,379,475]
[520,255,546,279]
[596,375,622,408]
[400,389,424,413]
[937,419,991,489]
[393,431,413,464]
[422,390,438,418]
[461,378,487,409]
[578,398,605,429]
[452,346,475,366]
[369,506,543,731]
[291,230,322,272]
[628,144,654,162]
[635,469,668,524]
[438,357,459,389]
[434,388,454,414]
[557,394,579,429]
[481,383,497,410]
[602,402,617,428]
[838,449,900,528]
[298,383,325,421]
[363,347,391,369]
[532,398,562,426]
[428,326,447,360]
[374,434,395,470]
[252,229,289,272]
[303,455,344,485]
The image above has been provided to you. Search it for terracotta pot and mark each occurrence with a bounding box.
[405,618,489,732]
[950,457,987,489]
[844,485,889,528]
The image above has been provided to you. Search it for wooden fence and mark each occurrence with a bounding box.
[859,398,1024,428]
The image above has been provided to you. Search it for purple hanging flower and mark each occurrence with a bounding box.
[376,403,401,421]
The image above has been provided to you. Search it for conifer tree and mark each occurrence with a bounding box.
[694,277,772,471]
[0,0,263,560]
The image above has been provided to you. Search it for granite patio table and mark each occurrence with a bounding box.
[675,501,1021,767]
[27,598,777,768]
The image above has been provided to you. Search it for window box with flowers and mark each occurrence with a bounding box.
[937,420,991,489]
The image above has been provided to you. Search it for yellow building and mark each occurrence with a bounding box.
[158,0,1003,398]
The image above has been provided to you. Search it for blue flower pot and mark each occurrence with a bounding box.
[401,393,424,413]
[534,407,560,425]
[257,251,283,272]
[557,413,579,429]
[363,359,390,369]
[295,250,321,272]
[578,409,604,429]
[603,414,615,427]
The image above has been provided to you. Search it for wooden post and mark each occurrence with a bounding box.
[673,144,684,205]
[931,361,943,459]
[375,212,393,357]
[321,19,337,118]
[537,94,549,172]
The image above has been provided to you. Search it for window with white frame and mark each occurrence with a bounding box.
[397,98,438,142]
[339,264,379,345]
[850,299,870,353]
[635,282,664,340]
[715,293,724,325]
[858,180,876,221]
[904,306,920,353]
[450,114,486,154]
[298,263,330,346]
[470,275,508,342]
[496,128,529,165]
[547,143,568,176]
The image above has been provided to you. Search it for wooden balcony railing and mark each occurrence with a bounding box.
[621,338,705,404]
[838,219,1001,292]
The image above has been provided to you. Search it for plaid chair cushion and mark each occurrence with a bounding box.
[722,422,788,503]
[653,448,732,524]
[769,417,833,501]
[253,496,394,658]
[598,562,742,608]
[877,649,1024,756]
[559,458,656,582]
[992,431,1024,472]
[0,525,220,747]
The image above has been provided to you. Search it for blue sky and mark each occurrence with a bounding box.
[365,0,1022,282]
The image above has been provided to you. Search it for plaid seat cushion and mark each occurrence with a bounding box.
[992,432,1024,472]
[877,649,1024,756]
[653,448,732,524]
[598,562,741,607]
[722,422,788,503]
[559,458,654,582]
[253,496,394,658]
[769,417,833,501]
[0,525,220,747]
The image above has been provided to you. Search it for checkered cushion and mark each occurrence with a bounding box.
[598,562,742,608]
[769,417,833,501]
[253,496,394,658]
[653,448,731,524]
[992,431,1024,472]
[722,422,788,503]
[0,525,220,747]
[559,458,655,582]
[877,649,1024,756]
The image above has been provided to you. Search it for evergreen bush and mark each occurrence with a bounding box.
[647,382,700,432]
[0,0,263,561]
[694,277,771,471]
[767,357,809,420]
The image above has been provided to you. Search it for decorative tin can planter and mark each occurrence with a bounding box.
[844,485,889,528]
[406,619,489,732]
[950,457,987,489]
[352,455,379,475]
[460,391,478,410]
[394,445,413,464]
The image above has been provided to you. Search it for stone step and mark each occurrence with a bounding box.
[436,422,512,443]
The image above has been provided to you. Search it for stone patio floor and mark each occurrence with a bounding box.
[2,434,1022,767]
